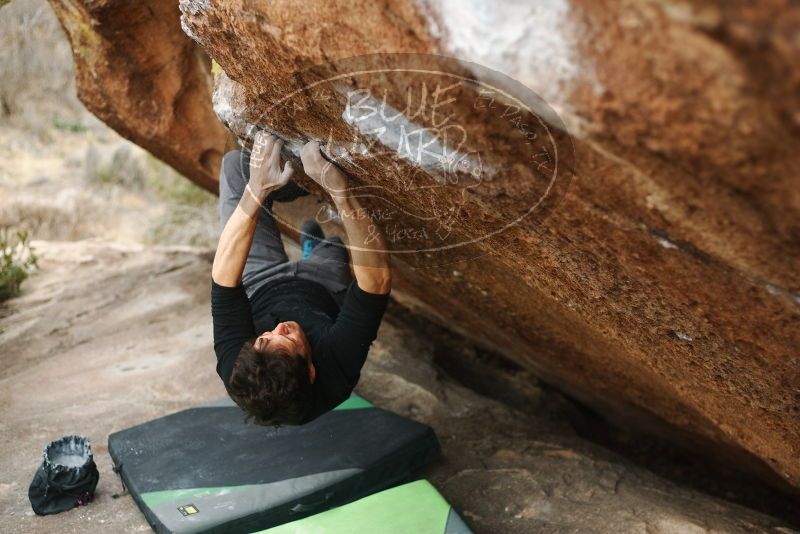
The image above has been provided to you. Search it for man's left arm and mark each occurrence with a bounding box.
[328,281,391,386]
[297,140,392,385]
[299,141,391,295]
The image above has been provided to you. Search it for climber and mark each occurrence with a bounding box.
[210,131,391,426]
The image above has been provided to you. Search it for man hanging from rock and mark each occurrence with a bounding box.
[211,131,391,425]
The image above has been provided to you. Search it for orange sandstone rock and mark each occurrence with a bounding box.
[48,0,228,193]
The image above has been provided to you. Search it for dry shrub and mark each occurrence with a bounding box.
[0,0,87,131]
[0,190,104,241]
[0,227,38,301]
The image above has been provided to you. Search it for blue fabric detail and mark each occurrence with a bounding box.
[302,239,318,260]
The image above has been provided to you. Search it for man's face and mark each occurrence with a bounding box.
[254,321,315,383]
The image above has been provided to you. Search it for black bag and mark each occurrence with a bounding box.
[28,435,99,515]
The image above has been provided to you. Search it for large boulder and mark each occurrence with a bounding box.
[50,0,799,491]
[184,0,800,492]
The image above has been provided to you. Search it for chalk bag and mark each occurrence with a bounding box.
[28,434,99,515]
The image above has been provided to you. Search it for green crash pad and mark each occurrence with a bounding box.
[260,480,471,534]
[107,395,440,533]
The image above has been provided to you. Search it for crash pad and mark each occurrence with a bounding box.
[259,479,471,534]
[107,395,439,533]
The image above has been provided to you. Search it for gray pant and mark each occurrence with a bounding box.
[219,150,352,304]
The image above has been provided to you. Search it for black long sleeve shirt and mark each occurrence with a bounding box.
[211,277,389,423]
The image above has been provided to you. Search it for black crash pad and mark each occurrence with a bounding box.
[108,395,440,533]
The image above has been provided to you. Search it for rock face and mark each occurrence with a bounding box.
[51,0,799,491]
[0,240,793,533]
[182,0,800,492]
[47,0,228,193]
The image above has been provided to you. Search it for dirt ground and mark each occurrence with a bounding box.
[0,241,218,533]
[0,240,795,534]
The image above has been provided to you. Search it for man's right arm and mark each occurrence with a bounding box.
[212,132,293,287]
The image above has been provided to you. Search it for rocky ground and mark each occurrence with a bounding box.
[0,239,796,534]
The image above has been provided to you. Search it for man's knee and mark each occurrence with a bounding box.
[310,236,348,263]
[315,236,346,254]
[220,150,248,192]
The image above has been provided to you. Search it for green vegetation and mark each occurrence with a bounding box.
[145,154,215,207]
[0,228,38,302]
[52,115,89,133]
[83,145,217,247]
[92,165,118,185]
[143,154,217,247]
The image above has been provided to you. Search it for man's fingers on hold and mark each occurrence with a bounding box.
[300,140,318,159]
[254,131,269,151]
[251,135,264,155]
[251,132,272,165]
[281,160,294,180]
[264,133,275,153]
[269,139,284,167]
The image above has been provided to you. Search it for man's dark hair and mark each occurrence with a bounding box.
[226,342,312,426]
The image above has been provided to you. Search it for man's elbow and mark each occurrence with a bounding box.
[211,260,242,288]
[374,270,392,294]
[358,268,392,295]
